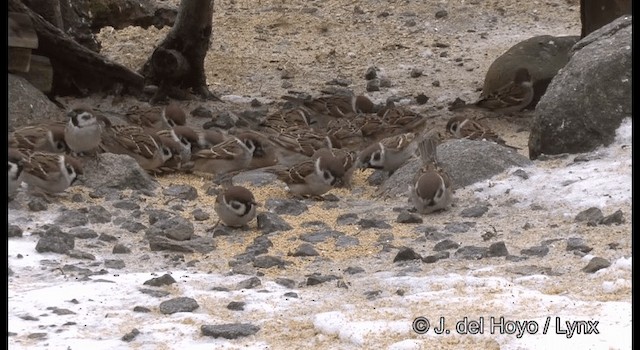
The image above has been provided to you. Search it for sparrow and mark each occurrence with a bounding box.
[449,67,534,113]
[445,116,520,150]
[124,102,186,129]
[313,147,357,188]
[357,132,418,175]
[9,123,68,153]
[261,107,317,131]
[409,131,453,214]
[64,104,111,156]
[268,154,346,197]
[8,148,25,198]
[190,135,254,175]
[99,125,173,171]
[282,94,376,119]
[153,131,191,173]
[162,102,187,127]
[377,104,428,132]
[214,185,259,228]
[197,128,227,150]
[264,126,337,167]
[19,151,83,196]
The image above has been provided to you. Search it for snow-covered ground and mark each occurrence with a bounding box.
[8,120,631,350]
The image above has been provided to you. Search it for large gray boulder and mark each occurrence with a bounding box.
[378,139,533,198]
[528,15,631,160]
[8,74,64,130]
[79,153,158,191]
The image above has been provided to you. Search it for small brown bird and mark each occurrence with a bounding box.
[100,125,173,171]
[191,135,254,175]
[9,123,68,153]
[268,154,346,197]
[445,116,520,150]
[450,67,534,113]
[65,104,111,156]
[214,186,259,228]
[8,148,25,198]
[409,131,453,214]
[357,132,418,175]
[20,152,83,196]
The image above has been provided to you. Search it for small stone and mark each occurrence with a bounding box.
[140,288,170,298]
[190,106,213,118]
[289,243,319,257]
[460,205,489,218]
[112,244,131,254]
[599,209,625,225]
[122,328,140,342]
[454,246,488,260]
[281,81,293,89]
[192,209,210,221]
[112,200,140,210]
[227,301,246,311]
[422,251,450,263]
[365,66,378,80]
[336,213,359,225]
[393,247,422,262]
[68,227,98,239]
[433,239,460,251]
[432,80,441,86]
[566,237,593,253]
[143,274,176,287]
[300,230,342,243]
[415,94,429,105]
[88,205,112,224]
[335,235,359,248]
[435,9,448,19]
[379,78,392,88]
[280,69,294,79]
[396,211,423,224]
[364,290,382,300]
[265,198,308,216]
[253,255,285,269]
[66,249,96,260]
[35,227,74,254]
[159,297,199,314]
[520,245,550,257]
[257,212,293,234]
[487,241,509,257]
[306,273,339,286]
[120,221,146,233]
[98,233,118,242]
[366,79,380,92]
[404,19,416,27]
[283,292,298,298]
[582,257,611,273]
[275,278,296,288]
[575,207,604,226]
[512,169,530,179]
[410,68,423,78]
[55,210,89,227]
[28,198,48,211]
[358,218,392,229]
[104,259,126,269]
[236,276,262,290]
[163,185,198,201]
[344,266,365,275]
[133,306,151,313]
[444,222,473,233]
[8,225,23,238]
[201,323,260,339]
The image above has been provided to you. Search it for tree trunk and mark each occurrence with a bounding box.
[580,0,631,38]
[139,0,217,103]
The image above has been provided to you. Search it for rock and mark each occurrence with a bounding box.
[143,274,176,287]
[396,211,423,224]
[146,215,194,241]
[66,250,96,260]
[104,259,126,269]
[140,288,170,298]
[148,236,215,254]
[344,266,365,275]
[256,212,293,234]
[364,66,378,80]
[487,241,509,257]
[289,243,319,257]
[121,328,140,342]
[582,257,611,273]
[69,227,98,239]
[8,225,23,238]
[283,292,299,298]
[35,226,74,254]
[27,198,48,212]
[460,205,489,218]
[393,247,422,262]
[210,111,238,129]
[357,218,392,229]
[55,210,89,227]
[512,169,530,180]
[231,170,278,187]
[335,235,359,248]
[88,205,112,224]
[336,213,359,225]
[306,273,340,286]
[300,230,343,243]
[98,233,118,242]
[236,276,262,289]
[422,251,450,263]
[575,207,604,226]
[600,209,625,225]
[366,79,380,92]
[435,10,448,19]
[415,94,429,105]
[8,74,64,130]
[565,237,592,253]
[163,185,198,201]
[191,209,210,221]
[227,301,246,311]
[253,255,285,269]
[454,246,488,260]
[444,222,474,233]
[528,17,631,159]
[112,200,140,210]
[482,35,579,112]
[112,244,132,254]
[379,139,533,197]
[275,278,296,288]
[190,106,213,118]
[201,323,260,339]
[520,245,550,257]
[364,290,382,300]
[146,209,172,225]
[159,297,199,314]
[265,198,308,216]
[121,221,147,233]
[433,239,460,251]
[81,153,158,191]
[410,68,423,78]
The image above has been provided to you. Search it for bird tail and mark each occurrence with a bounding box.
[417,134,439,165]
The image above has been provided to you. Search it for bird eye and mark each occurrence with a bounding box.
[65,164,74,174]
[372,152,381,161]
[231,202,242,210]
[56,142,66,151]
[323,170,332,180]
[82,115,90,121]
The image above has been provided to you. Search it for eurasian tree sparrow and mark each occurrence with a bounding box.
[100,125,173,171]
[19,151,83,195]
[357,132,418,175]
[282,94,376,118]
[313,147,357,188]
[445,116,520,150]
[409,132,453,214]
[450,67,534,113]
[191,135,254,174]
[264,126,336,167]
[9,123,68,153]
[268,154,346,197]
[65,104,111,156]
[214,185,259,228]
[162,102,187,127]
